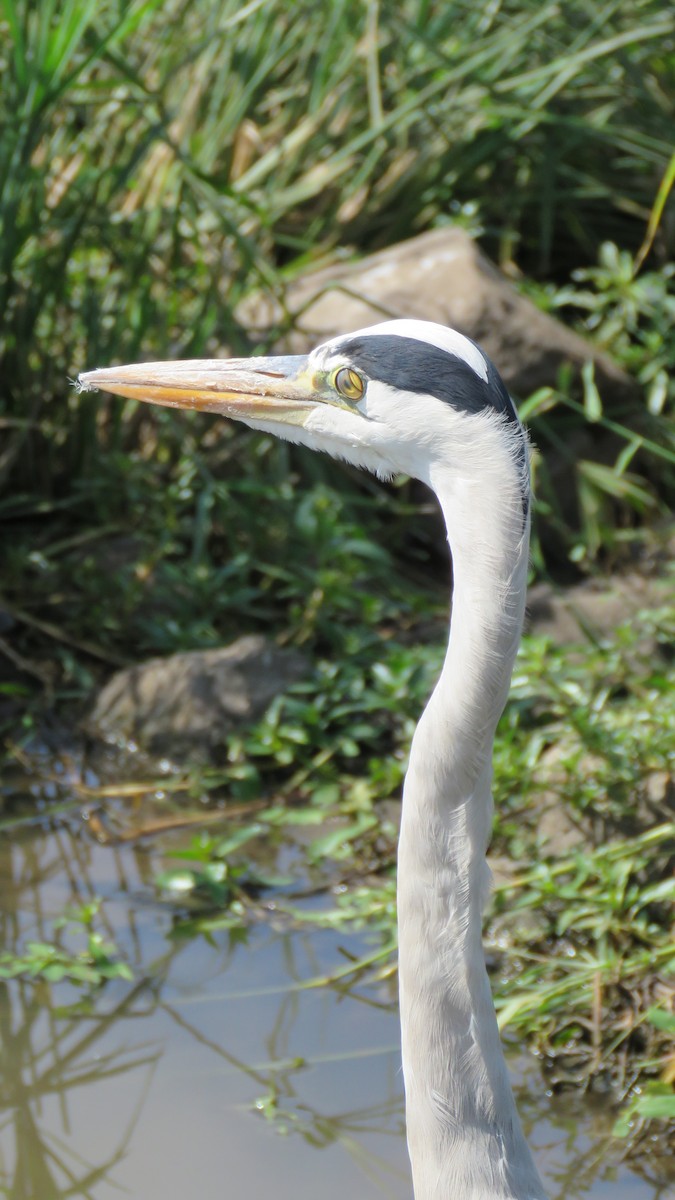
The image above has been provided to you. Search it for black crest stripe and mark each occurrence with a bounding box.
[335,333,529,517]
[335,335,519,424]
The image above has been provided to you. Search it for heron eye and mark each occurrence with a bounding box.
[334,367,364,401]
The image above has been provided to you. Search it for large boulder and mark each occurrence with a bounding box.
[89,635,308,761]
[527,571,672,644]
[241,227,635,402]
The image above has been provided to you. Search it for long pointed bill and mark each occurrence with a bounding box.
[77,355,316,425]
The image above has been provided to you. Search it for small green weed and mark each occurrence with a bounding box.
[552,243,675,415]
[0,899,132,987]
[156,825,277,907]
[523,242,675,564]
[614,1008,675,1136]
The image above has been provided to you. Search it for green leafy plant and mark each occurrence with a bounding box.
[0,898,133,986]
[519,240,675,563]
[156,825,275,908]
[613,1008,675,1136]
[552,242,675,415]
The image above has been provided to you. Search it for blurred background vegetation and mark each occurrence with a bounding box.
[0,0,674,1148]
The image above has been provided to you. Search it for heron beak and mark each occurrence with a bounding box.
[76,355,320,426]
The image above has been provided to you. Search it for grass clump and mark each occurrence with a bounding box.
[0,899,132,987]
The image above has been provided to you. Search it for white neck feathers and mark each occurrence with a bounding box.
[397,419,547,1200]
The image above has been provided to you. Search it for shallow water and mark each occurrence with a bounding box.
[0,814,672,1200]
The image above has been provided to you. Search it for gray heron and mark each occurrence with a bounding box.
[79,319,548,1200]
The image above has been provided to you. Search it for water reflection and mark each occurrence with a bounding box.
[0,981,157,1198]
[0,819,672,1200]
[0,825,160,1198]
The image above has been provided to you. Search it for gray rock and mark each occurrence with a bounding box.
[527,572,672,644]
[89,635,309,760]
[240,228,636,401]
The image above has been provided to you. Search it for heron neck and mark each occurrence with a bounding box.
[397,459,547,1200]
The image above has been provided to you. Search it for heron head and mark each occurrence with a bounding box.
[77,319,524,489]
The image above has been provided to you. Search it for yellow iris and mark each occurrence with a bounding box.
[334,367,364,401]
